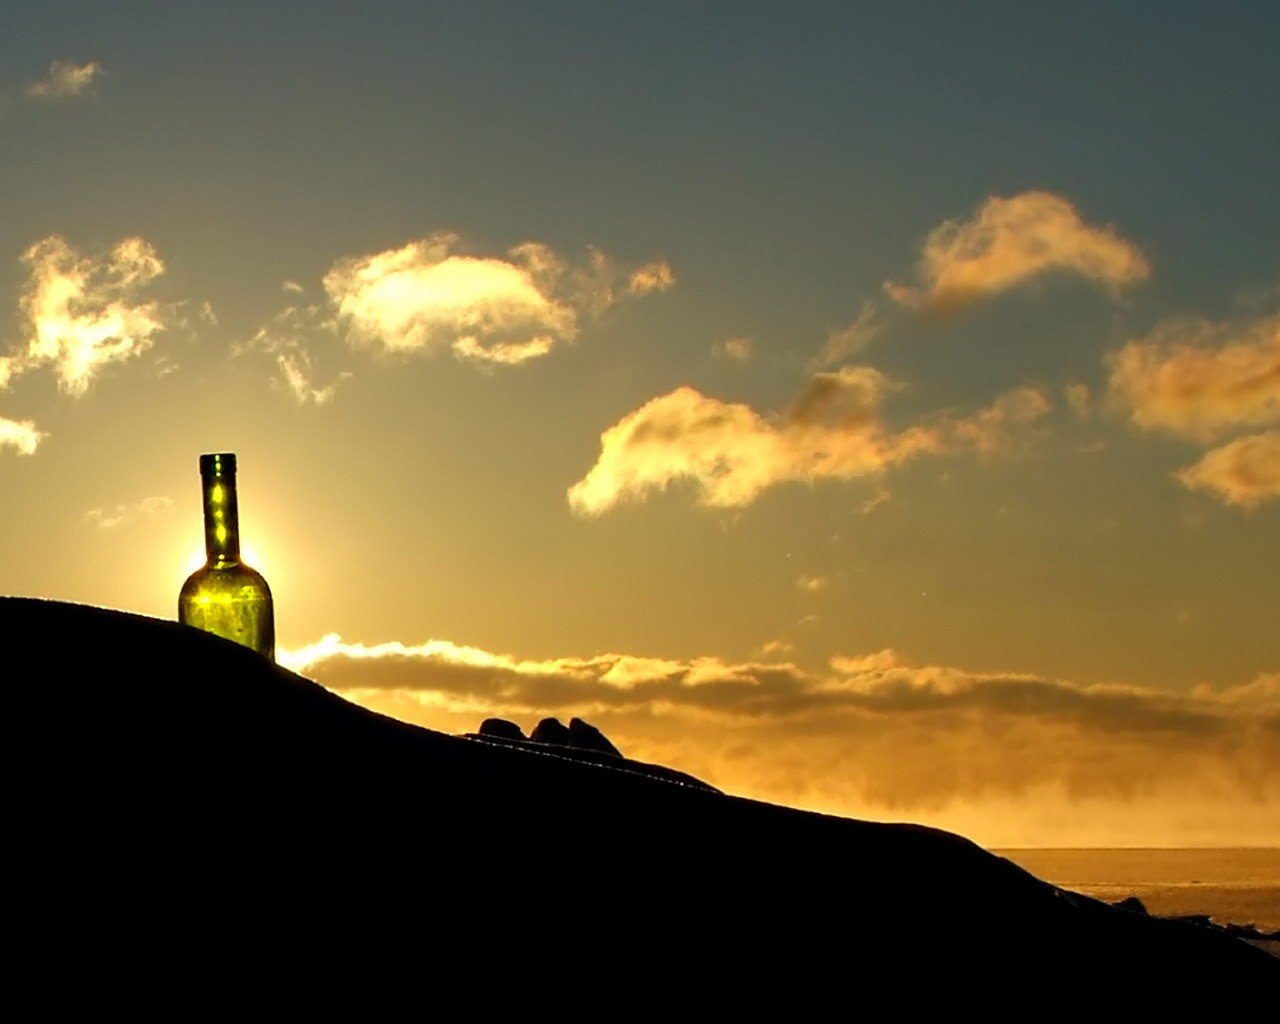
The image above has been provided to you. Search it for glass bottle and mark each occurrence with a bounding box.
[178,452,276,660]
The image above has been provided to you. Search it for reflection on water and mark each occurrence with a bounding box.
[996,848,1280,932]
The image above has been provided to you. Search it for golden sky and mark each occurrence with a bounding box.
[2,6,1277,846]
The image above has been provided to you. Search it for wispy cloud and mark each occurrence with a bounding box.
[84,495,173,530]
[627,261,677,296]
[276,351,350,405]
[813,301,881,367]
[1176,430,1280,508]
[568,366,1050,515]
[13,236,171,396]
[885,191,1149,314]
[238,303,349,405]
[1064,382,1092,419]
[796,574,827,593]
[24,60,103,100]
[281,634,1279,845]
[1107,313,1279,442]
[0,417,43,456]
[713,336,754,362]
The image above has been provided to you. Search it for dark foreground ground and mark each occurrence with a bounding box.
[4,597,1274,995]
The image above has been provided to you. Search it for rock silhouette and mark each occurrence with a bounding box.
[467,714,713,790]
[567,717,622,757]
[477,717,526,741]
[529,716,572,745]
[3,597,1274,993]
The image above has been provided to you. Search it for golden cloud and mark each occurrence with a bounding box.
[1107,313,1280,442]
[627,261,677,296]
[0,417,43,456]
[885,191,1150,314]
[16,236,170,396]
[318,234,671,369]
[281,634,1280,847]
[1176,430,1280,508]
[1065,382,1092,419]
[24,60,102,99]
[813,300,881,367]
[568,367,1050,514]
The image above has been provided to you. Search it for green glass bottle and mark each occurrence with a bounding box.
[178,452,276,660]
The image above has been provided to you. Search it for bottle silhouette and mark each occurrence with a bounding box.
[178,453,276,660]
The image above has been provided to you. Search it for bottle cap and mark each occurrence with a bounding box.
[199,452,237,476]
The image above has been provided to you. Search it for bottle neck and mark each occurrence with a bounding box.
[201,470,241,566]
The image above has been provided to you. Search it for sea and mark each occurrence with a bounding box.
[995,848,1280,939]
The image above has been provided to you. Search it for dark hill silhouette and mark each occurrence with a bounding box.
[3,597,1274,993]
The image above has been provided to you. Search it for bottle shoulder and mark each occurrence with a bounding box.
[180,561,273,599]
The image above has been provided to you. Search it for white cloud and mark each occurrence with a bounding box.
[886,191,1150,314]
[24,60,102,100]
[0,417,43,456]
[568,367,1050,515]
[1175,430,1280,508]
[84,495,173,530]
[1107,313,1280,442]
[15,236,170,395]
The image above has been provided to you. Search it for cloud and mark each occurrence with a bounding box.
[814,301,881,367]
[713,336,753,361]
[759,639,795,658]
[1175,430,1280,508]
[13,236,170,395]
[84,495,173,530]
[239,303,349,405]
[885,191,1149,314]
[568,367,1050,515]
[24,60,102,99]
[627,261,677,296]
[276,351,350,405]
[280,634,1280,846]
[318,233,671,368]
[796,575,827,593]
[0,417,43,456]
[1065,382,1092,419]
[1107,313,1280,442]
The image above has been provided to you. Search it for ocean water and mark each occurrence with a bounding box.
[995,848,1280,934]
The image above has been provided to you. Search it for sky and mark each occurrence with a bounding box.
[2,2,1277,846]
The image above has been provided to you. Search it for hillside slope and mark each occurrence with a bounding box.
[3,596,1273,990]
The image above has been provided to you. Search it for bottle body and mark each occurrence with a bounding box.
[178,452,276,660]
[179,561,275,660]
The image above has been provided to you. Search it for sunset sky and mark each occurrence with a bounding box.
[2,3,1276,846]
